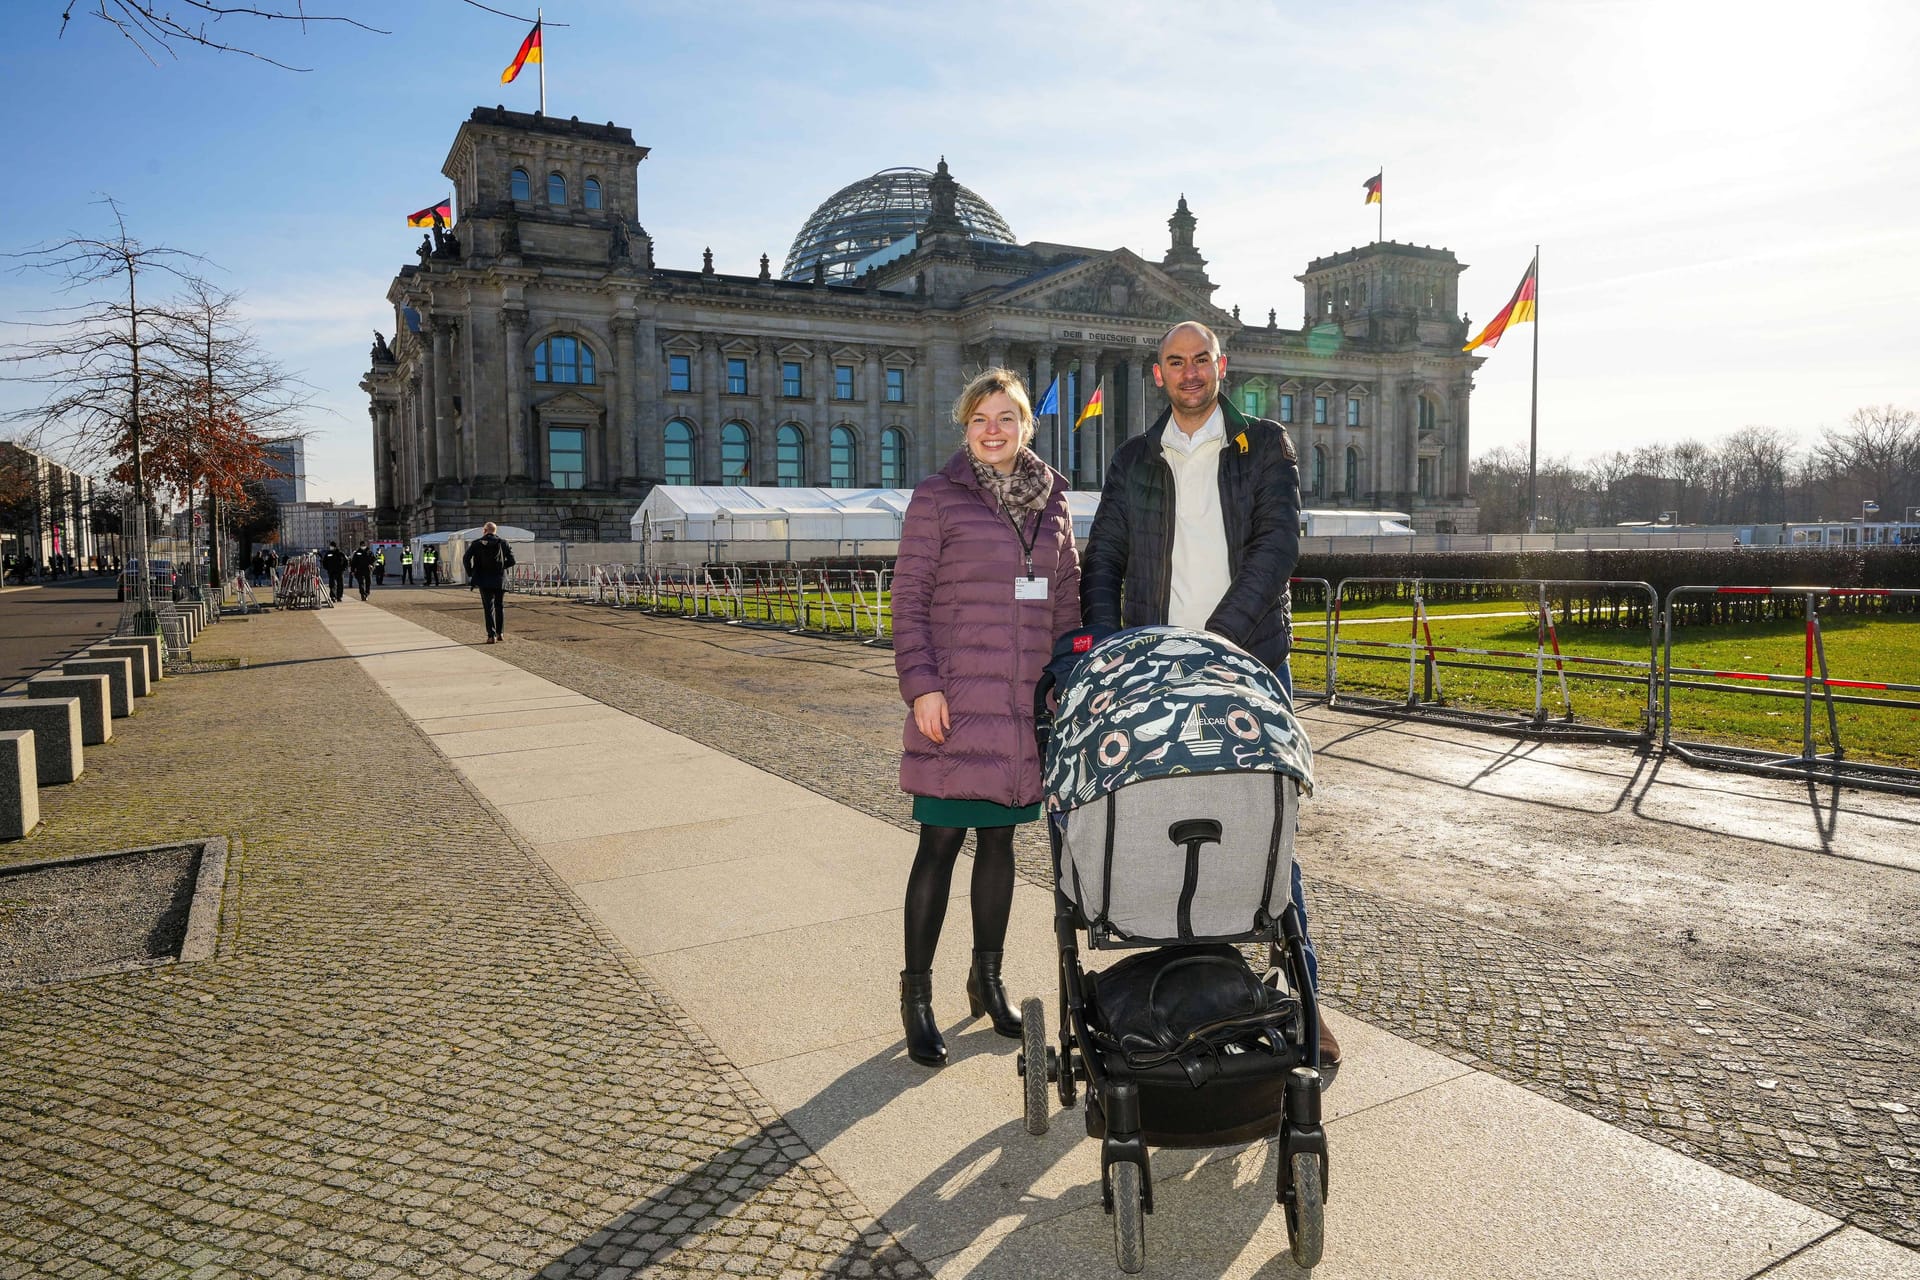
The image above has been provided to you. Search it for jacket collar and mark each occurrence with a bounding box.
[941,448,981,490]
[1146,395,1253,458]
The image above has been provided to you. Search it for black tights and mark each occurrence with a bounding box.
[903,824,1016,972]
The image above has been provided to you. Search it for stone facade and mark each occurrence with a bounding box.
[364,106,1481,541]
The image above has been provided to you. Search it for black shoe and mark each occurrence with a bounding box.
[900,969,946,1066]
[966,950,1022,1038]
[1316,1018,1342,1092]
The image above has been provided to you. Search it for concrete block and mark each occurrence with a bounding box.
[61,657,134,719]
[158,615,190,652]
[0,698,83,784]
[108,632,163,682]
[27,674,111,745]
[85,645,152,697]
[0,730,37,840]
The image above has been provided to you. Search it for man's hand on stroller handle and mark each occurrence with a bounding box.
[913,691,951,744]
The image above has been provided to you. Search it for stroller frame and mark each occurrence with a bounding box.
[1022,668,1330,1273]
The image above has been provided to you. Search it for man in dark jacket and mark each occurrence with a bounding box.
[1082,320,1340,1080]
[461,522,516,643]
[320,541,348,602]
[348,542,376,601]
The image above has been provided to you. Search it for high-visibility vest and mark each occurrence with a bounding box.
[424,549,437,563]
[402,552,412,565]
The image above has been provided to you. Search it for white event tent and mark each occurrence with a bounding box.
[629,485,1104,545]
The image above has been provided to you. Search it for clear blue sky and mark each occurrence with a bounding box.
[5,0,1916,506]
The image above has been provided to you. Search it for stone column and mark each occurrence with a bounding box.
[502,307,530,481]
[371,403,393,514]
[1404,387,1420,503]
[985,338,1008,374]
[1451,384,1471,497]
[811,346,832,485]
[611,313,638,485]
[699,339,722,483]
[863,346,885,485]
[1032,346,1056,469]
[1131,354,1150,441]
[1077,345,1101,487]
[431,321,457,485]
[634,308,661,481]
[1330,389,1349,501]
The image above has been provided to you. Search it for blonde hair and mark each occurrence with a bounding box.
[483,521,498,535]
[952,367,1035,446]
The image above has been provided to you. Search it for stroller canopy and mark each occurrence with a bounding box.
[1045,627,1313,812]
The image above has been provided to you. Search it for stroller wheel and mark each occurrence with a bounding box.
[1284,1149,1325,1270]
[1111,1160,1146,1274]
[1020,997,1050,1135]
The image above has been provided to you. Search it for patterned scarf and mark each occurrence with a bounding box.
[969,446,1052,517]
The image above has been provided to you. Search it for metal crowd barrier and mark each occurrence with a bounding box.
[1286,577,1334,703]
[1662,585,1920,796]
[1328,576,1661,741]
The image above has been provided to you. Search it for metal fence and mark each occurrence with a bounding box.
[1327,577,1661,742]
[1662,585,1920,796]
[1285,578,1334,703]
[544,562,894,642]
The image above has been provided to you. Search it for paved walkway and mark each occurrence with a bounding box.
[315,602,1918,1278]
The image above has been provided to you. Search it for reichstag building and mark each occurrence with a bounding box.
[364,106,1482,541]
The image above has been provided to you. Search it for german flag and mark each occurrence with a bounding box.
[406,198,452,228]
[501,20,542,84]
[1463,255,1538,353]
[1363,172,1382,205]
[1074,384,1104,429]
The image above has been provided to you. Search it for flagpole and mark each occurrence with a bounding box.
[537,8,546,115]
[1377,165,1384,244]
[1527,243,1540,535]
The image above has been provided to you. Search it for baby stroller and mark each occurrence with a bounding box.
[1019,626,1328,1273]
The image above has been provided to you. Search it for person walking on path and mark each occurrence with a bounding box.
[423,545,440,587]
[400,548,414,585]
[1080,319,1341,1080]
[891,367,1081,1068]
[320,541,349,603]
[349,542,376,601]
[462,522,516,643]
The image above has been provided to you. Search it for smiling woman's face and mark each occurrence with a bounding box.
[965,390,1025,474]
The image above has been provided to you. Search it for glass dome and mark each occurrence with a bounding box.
[783,166,1015,283]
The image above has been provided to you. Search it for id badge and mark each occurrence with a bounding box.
[1015,577,1049,601]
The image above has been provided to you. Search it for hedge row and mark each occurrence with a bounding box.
[1290,547,1920,626]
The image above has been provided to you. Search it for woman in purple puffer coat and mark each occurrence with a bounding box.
[892,367,1081,1067]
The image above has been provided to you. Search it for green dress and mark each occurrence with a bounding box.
[912,795,1041,828]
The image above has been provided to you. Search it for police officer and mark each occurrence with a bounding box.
[401,548,414,584]
[423,545,439,587]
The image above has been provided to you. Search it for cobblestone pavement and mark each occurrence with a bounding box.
[385,595,1920,1255]
[0,607,924,1280]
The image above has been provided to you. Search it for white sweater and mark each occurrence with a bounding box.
[1162,418,1231,632]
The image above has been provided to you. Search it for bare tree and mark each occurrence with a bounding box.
[59,2,389,72]
[1813,406,1920,521]
[1,198,204,619]
[1582,450,1635,527]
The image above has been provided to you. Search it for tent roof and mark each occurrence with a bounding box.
[413,525,537,543]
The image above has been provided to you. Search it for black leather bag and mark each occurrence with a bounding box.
[1087,944,1298,1087]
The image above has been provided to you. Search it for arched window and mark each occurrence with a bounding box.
[721,422,752,484]
[533,335,596,385]
[547,172,566,206]
[1345,446,1360,497]
[879,427,906,488]
[1418,396,1437,433]
[510,168,530,202]
[776,424,807,487]
[663,419,694,486]
[1312,445,1326,496]
[583,177,602,210]
[829,425,857,487]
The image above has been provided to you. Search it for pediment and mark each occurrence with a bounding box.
[829,345,864,363]
[992,250,1233,328]
[776,341,813,359]
[720,337,758,356]
[534,389,601,415]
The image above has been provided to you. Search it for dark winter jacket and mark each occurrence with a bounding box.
[320,548,348,577]
[348,547,376,577]
[462,535,516,589]
[1081,397,1301,670]
[894,449,1082,807]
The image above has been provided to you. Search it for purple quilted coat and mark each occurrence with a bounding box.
[895,450,1082,807]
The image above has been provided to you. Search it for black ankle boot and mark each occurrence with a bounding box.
[900,969,946,1067]
[966,950,1022,1038]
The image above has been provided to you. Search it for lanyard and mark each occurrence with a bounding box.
[998,499,1040,580]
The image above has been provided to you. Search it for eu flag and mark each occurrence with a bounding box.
[1035,376,1059,417]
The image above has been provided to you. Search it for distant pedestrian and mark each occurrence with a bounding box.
[374,550,387,586]
[401,548,415,584]
[349,542,376,600]
[462,522,516,643]
[320,541,348,602]
[423,545,440,587]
